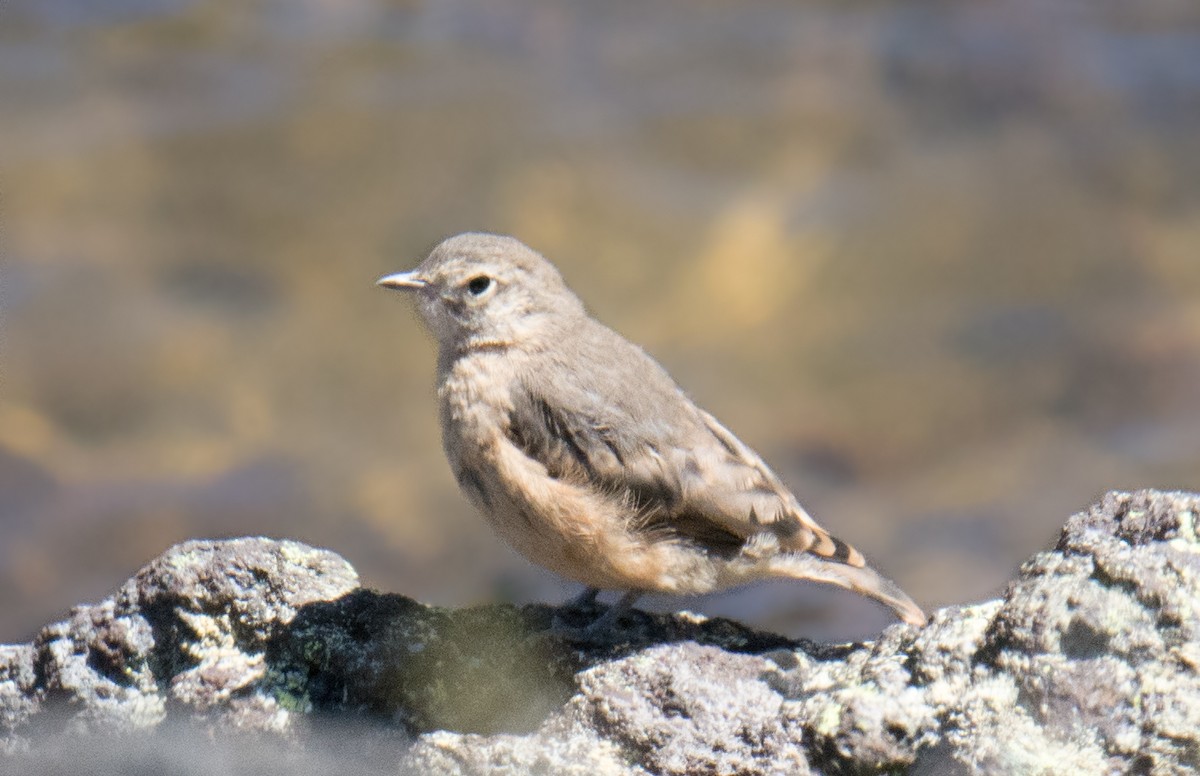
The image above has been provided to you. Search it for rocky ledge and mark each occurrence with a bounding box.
[2,490,1199,775]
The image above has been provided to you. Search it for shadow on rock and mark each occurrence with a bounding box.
[264,588,809,735]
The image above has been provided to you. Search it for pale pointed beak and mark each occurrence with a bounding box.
[376,271,428,290]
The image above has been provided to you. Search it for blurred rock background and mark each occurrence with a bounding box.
[1,0,1198,643]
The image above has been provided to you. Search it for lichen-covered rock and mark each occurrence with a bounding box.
[982,490,1200,774]
[2,490,1199,775]
[0,538,360,751]
[766,490,1200,775]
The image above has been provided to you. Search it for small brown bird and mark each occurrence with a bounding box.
[378,233,926,631]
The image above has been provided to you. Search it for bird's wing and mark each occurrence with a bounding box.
[682,408,865,566]
[505,384,685,514]
[505,346,862,567]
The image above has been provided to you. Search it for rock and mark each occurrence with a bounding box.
[2,490,1199,775]
[0,538,360,748]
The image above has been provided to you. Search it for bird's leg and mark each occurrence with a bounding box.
[579,590,641,635]
[550,587,601,631]
[549,590,641,641]
[567,587,600,608]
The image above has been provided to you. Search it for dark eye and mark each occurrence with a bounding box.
[466,276,492,296]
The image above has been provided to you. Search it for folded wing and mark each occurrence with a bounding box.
[504,378,863,569]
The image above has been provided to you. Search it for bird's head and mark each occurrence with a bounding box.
[378,233,585,352]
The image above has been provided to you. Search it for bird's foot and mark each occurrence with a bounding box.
[549,590,640,642]
[566,586,600,609]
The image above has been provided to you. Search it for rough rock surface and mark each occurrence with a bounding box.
[2,490,1199,775]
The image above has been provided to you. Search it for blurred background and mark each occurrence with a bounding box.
[1,0,1198,644]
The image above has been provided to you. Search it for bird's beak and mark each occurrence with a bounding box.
[376,271,428,290]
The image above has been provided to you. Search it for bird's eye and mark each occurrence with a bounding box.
[466,276,492,296]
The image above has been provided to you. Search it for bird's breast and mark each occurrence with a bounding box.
[433,351,727,593]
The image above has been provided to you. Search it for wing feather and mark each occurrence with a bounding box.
[683,409,865,567]
[505,378,864,567]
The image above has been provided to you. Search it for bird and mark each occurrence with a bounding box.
[377,232,927,632]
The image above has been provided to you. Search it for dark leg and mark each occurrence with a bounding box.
[580,590,641,635]
[568,587,600,608]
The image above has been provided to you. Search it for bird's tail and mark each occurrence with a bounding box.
[767,551,928,626]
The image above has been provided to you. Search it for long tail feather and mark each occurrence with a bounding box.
[768,552,927,626]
